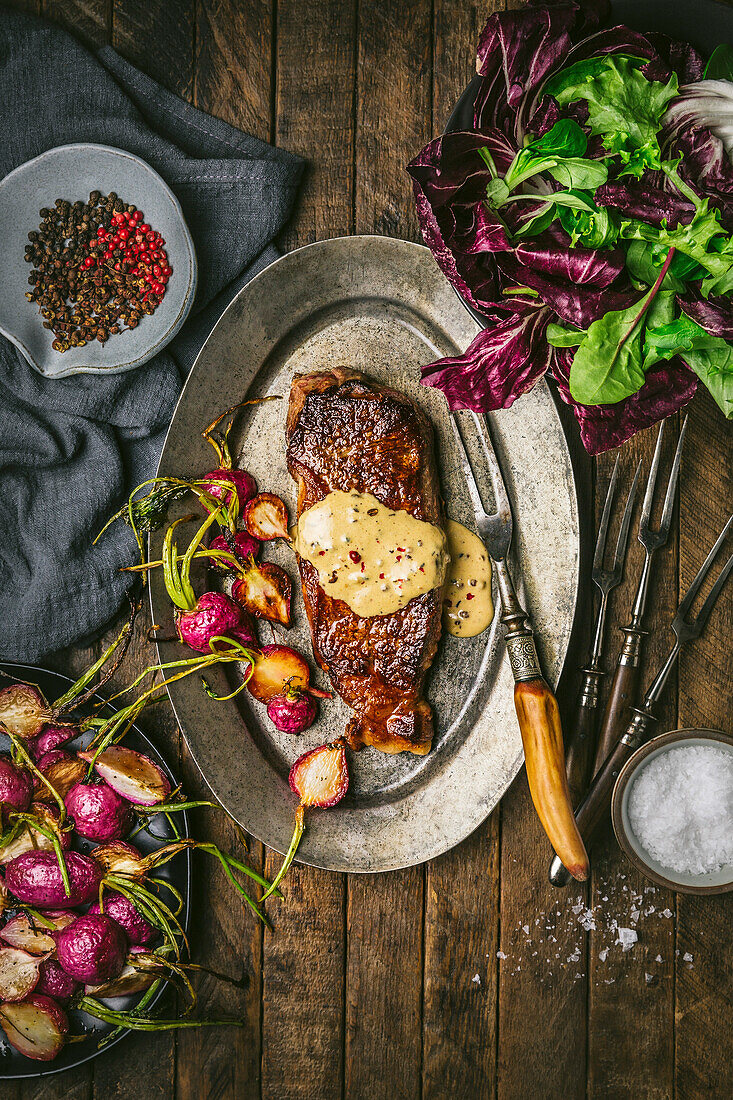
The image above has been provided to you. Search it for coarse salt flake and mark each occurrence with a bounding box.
[627,745,733,875]
[616,927,638,951]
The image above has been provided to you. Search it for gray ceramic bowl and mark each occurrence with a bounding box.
[0,143,197,378]
[612,728,733,895]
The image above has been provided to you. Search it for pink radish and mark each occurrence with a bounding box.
[85,952,157,998]
[6,850,102,908]
[210,530,260,564]
[0,995,68,1060]
[0,911,76,954]
[247,644,312,702]
[65,781,133,841]
[289,740,349,809]
[35,748,72,772]
[0,947,46,1001]
[232,560,292,626]
[35,959,79,1004]
[0,756,34,820]
[0,684,50,740]
[78,746,171,807]
[176,590,244,653]
[55,913,128,983]
[30,725,77,761]
[267,690,318,734]
[243,492,289,541]
[89,892,157,946]
[201,467,256,510]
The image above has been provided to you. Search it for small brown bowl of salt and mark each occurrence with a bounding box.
[611,728,733,895]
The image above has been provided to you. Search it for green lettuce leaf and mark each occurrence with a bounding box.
[644,316,733,416]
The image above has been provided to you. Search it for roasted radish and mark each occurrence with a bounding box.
[262,741,349,904]
[177,590,245,653]
[89,891,157,946]
[55,913,128,983]
[65,781,134,841]
[267,689,318,734]
[0,684,50,740]
[34,755,86,804]
[0,804,71,866]
[89,840,144,878]
[210,530,260,565]
[0,995,68,1061]
[0,911,75,955]
[201,468,256,511]
[79,746,171,806]
[0,947,47,1002]
[30,724,77,761]
[6,850,102,908]
[243,492,289,541]
[232,560,292,626]
[246,645,310,702]
[35,959,79,1004]
[85,955,157,998]
[0,756,34,820]
[289,740,349,808]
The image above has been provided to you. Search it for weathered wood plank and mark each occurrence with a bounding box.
[423,816,500,1100]
[195,0,272,142]
[259,4,355,1098]
[675,388,733,1100]
[587,426,678,1100]
[355,0,432,242]
[112,0,194,98]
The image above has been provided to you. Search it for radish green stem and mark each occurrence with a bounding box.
[261,805,305,902]
[53,600,137,712]
[79,997,244,1031]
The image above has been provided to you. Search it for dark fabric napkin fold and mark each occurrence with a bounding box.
[0,8,303,662]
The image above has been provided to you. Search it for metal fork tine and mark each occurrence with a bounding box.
[450,414,488,519]
[658,417,688,536]
[640,420,665,531]
[676,515,733,622]
[593,455,620,574]
[693,550,733,632]
[472,412,511,521]
[612,459,642,572]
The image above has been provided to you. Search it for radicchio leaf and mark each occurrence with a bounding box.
[550,347,697,453]
[474,0,608,142]
[421,299,553,411]
[595,181,695,227]
[677,290,733,339]
[496,252,637,329]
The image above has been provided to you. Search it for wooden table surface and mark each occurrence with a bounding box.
[5,1,732,1097]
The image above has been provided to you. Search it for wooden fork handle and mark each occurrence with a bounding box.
[592,627,645,774]
[565,679,601,807]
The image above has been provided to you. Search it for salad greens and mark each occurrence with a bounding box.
[408,0,733,453]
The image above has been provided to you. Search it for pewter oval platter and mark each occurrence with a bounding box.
[151,235,579,872]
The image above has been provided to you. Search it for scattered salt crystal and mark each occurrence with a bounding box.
[497,951,507,960]
[599,948,609,962]
[660,909,673,919]
[616,927,638,951]
[522,924,530,935]
[645,973,654,984]
[656,955,663,963]
[472,973,481,984]
[683,952,693,963]
[627,745,733,874]
[604,978,615,984]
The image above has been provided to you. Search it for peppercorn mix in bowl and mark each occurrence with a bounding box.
[0,143,196,378]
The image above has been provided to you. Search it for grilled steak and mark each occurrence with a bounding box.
[286,368,446,755]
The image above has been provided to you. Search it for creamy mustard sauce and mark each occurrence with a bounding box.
[291,490,449,617]
[442,520,494,637]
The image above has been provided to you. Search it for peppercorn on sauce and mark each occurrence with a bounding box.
[442,520,493,637]
[291,490,449,617]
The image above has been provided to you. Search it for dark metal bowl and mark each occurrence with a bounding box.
[0,662,191,1079]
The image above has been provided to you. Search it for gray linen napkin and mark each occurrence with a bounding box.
[0,9,303,662]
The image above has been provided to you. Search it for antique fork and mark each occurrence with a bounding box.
[592,419,688,775]
[450,410,589,881]
[565,456,642,805]
[550,513,733,887]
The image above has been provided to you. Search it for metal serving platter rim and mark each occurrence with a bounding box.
[151,234,580,873]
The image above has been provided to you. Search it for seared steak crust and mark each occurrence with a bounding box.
[286,368,446,754]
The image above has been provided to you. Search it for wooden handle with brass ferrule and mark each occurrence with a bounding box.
[565,666,604,806]
[494,558,590,882]
[592,626,645,775]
